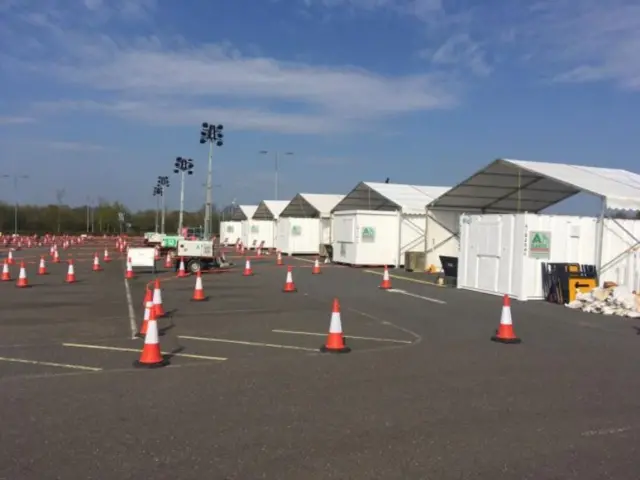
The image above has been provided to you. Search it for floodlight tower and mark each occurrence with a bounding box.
[173,157,194,234]
[199,122,224,239]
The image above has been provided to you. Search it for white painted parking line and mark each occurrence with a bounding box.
[0,356,102,372]
[123,267,138,339]
[387,288,447,304]
[272,329,413,344]
[581,426,633,437]
[364,269,445,287]
[178,335,317,352]
[62,343,227,361]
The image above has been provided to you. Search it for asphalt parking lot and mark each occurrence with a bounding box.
[1,242,640,479]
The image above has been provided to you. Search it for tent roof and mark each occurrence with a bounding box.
[280,193,344,218]
[230,204,257,221]
[427,158,640,213]
[332,181,452,215]
[252,200,290,220]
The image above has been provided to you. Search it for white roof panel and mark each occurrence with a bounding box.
[280,193,344,218]
[428,158,640,213]
[332,182,452,215]
[230,204,258,221]
[253,200,290,220]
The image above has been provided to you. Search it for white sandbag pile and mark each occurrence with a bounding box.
[566,284,640,318]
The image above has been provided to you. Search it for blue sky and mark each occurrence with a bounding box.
[1,0,639,212]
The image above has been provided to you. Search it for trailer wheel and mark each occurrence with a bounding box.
[187,259,201,274]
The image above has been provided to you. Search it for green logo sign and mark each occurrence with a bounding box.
[361,226,375,242]
[529,231,551,259]
[291,225,302,236]
[251,225,259,233]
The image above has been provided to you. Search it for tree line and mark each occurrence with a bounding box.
[0,201,225,235]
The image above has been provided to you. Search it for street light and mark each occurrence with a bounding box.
[1,174,29,235]
[199,122,224,240]
[152,185,163,233]
[173,157,194,234]
[157,175,170,234]
[259,150,293,200]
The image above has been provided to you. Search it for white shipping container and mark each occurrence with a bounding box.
[458,213,640,300]
[331,210,444,267]
[250,220,276,249]
[219,221,241,245]
[277,217,322,255]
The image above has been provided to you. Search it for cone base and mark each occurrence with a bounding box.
[65,279,76,284]
[37,272,48,276]
[320,345,351,354]
[282,287,297,293]
[16,284,31,289]
[491,335,521,344]
[133,358,170,368]
[190,296,209,302]
[379,285,391,290]
[243,272,254,277]
[312,271,322,275]
[93,268,103,272]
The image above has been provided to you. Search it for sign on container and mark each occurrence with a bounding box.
[128,247,157,273]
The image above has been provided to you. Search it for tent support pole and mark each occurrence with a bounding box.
[424,206,431,271]
[594,197,606,283]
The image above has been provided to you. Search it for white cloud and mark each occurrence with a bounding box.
[305,0,640,91]
[46,141,106,152]
[424,34,491,77]
[0,2,458,134]
[523,0,640,90]
[0,116,35,125]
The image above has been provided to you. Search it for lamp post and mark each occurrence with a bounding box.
[259,150,293,200]
[173,157,194,234]
[1,174,30,235]
[152,185,163,233]
[200,122,224,240]
[157,176,170,234]
[55,189,65,233]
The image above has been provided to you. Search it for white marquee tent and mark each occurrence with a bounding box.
[428,158,640,299]
[331,181,454,267]
[220,205,258,248]
[277,193,344,255]
[251,200,290,249]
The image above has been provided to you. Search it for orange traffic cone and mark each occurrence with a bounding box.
[491,295,521,344]
[177,257,187,278]
[38,256,48,275]
[16,261,29,288]
[152,279,165,317]
[164,252,172,268]
[1,259,11,281]
[92,252,103,272]
[243,259,253,276]
[103,248,111,263]
[137,298,154,338]
[133,312,169,368]
[125,257,135,279]
[276,251,283,266]
[53,249,60,263]
[7,250,14,265]
[65,259,76,283]
[282,266,297,293]
[191,271,207,301]
[379,265,392,290]
[312,258,321,274]
[142,287,152,309]
[320,298,350,353]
